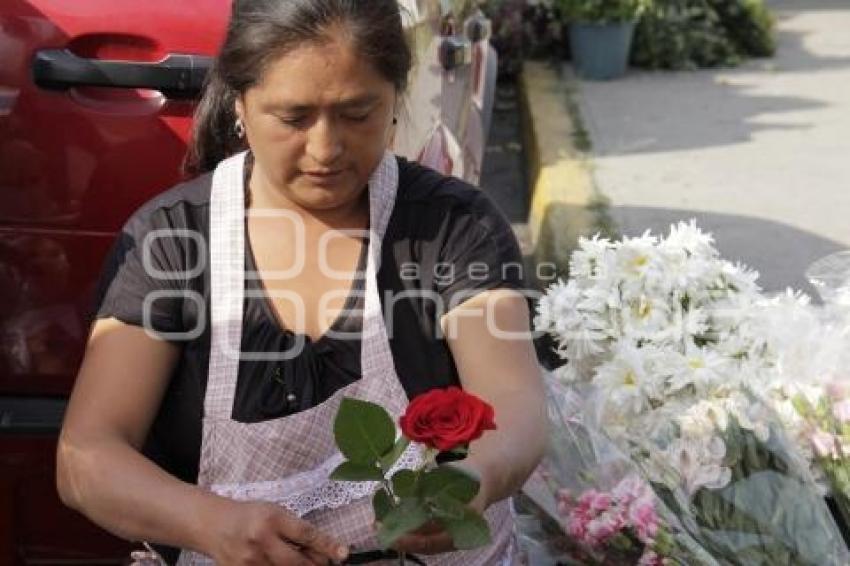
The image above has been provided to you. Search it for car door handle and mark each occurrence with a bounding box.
[439,37,472,71]
[32,49,212,99]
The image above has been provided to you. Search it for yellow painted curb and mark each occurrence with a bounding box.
[519,62,597,278]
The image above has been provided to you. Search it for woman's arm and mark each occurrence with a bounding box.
[56,318,202,545]
[57,318,348,565]
[440,288,547,506]
[394,288,547,555]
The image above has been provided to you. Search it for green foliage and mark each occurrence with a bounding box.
[710,0,776,57]
[419,465,480,505]
[373,489,394,522]
[380,436,411,471]
[630,0,775,70]
[331,397,492,552]
[557,0,649,24]
[652,420,844,565]
[330,461,384,482]
[376,498,431,548]
[442,508,493,550]
[333,398,396,464]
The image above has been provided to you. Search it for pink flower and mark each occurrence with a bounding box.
[833,399,850,423]
[562,477,664,553]
[629,499,660,543]
[567,513,589,542]
[811,430,840,459]
[586,512,624,546]
[827,381,850,400]
[589,492,613,513]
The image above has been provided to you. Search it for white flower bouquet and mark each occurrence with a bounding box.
[526,374,717,565]
[753,251,850,537]
[535,222,849,564]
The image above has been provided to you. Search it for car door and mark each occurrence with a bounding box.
[0,1,228,563]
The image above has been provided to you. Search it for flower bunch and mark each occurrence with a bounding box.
[330,387,496,555]
[749,267,850,533]
[525,376,713,565]
[556,476,665,565]
[535,222,849,564]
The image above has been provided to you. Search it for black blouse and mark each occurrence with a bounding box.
[94,155,526,488]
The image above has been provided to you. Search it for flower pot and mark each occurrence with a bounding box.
[569,21,636,80]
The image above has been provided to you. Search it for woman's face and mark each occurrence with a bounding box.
[236,34,397,212]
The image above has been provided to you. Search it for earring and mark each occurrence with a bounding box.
[235,118,246,139]
[392,117,398,125]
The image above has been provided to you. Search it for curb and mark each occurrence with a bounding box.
[518,61,602,282]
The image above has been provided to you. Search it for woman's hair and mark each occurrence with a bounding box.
[183,0,412,176]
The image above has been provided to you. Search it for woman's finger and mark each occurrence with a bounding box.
[275,514,348,563]
[263,537,316,566]
[304,547,333,565]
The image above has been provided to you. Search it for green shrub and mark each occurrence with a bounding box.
[557,0,649,24]
[630,0,775,69]
[710,0,776,57]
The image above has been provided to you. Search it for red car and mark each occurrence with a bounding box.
[0,1,497,563]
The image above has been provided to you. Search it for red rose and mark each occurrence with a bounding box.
[399,387,497,451]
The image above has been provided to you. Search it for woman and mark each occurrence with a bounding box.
[56,1,547,564]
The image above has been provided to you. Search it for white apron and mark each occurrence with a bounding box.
[175,151,517,565]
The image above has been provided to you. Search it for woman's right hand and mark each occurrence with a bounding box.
[205,499,349,566]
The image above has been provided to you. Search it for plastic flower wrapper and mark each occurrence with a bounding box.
[752,251,850,535]
[535,222,850,564]
[522,373,716,565]
[613,392,849,565]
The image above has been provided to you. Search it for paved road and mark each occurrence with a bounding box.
[573,0,850,296]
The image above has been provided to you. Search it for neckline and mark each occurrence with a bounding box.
[245,227,370,347]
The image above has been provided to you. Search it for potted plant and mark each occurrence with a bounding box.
[557,0,647,80]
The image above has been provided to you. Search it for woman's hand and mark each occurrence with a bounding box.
[205,500,349,565]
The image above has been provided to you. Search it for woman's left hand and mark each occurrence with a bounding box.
[391,462,490,555]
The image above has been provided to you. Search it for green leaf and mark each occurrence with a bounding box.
[380,436,411,470]
[334,398,396,465]
[376,498,430,549]
[420,465,480,504]
[442,508,492,550]
[372,488,394,522]
[330,461,384,482]
[429,493,466,521]
[391,469,418,498]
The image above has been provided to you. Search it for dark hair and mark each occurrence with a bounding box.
[183,0,412,176]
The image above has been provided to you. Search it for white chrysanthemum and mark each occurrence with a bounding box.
[662,219,718,260]
[681,306,710,340]
[570,234,614,279]
[720,260,762,297]
[577,284,621,315]
[667,342,728,394]
[562,316,609,361]
[593,342,656,416]
[620,293,673,341]
[616,232,661,282]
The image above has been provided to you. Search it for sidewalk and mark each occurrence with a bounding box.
[568,0,850,294]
